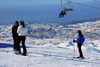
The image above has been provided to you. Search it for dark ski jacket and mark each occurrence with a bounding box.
[12,26,19,37]
[76,35,85,44]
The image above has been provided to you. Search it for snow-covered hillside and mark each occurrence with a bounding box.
[0,21,100,67]
[0,20,100,44]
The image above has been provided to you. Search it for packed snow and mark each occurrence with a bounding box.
[0,21,100,67]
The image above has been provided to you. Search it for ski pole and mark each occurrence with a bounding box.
[73,42,75,57]
[73,39,76,58]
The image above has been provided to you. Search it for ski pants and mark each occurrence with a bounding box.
[77,43,83,57]
[13,36,18,50]
[18,36,27,54]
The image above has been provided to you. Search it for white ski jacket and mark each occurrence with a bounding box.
[17,25,28,36]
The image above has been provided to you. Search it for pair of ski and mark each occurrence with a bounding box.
[72,57,85,60]
[66,56,88,61]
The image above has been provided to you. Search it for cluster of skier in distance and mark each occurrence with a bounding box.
[12,20,85,59]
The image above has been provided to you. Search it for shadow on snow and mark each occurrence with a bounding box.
[0,43,13,48]
[0,43,32,48]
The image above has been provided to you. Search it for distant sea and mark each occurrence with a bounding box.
[0,1,100,25]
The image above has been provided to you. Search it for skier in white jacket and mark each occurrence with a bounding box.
[17,20,28,56]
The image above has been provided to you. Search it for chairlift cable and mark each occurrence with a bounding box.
[93,0,100,2]
[74,1,100,10]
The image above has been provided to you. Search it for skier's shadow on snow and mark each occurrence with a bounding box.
[0,43,13,48]
[0,43,32,48]
[0,43,32,53]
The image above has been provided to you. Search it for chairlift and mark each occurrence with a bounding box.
[64,0,73,11]
[59,0,67,18]
[59,9,66,18]
[59,0,73,18]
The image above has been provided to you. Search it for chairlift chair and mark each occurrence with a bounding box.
[59,10,67,18]
[64,8,73,11]
[64,0,73,11]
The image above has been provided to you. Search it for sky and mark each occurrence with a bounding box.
[0,0,95,7]
[0,0,60,7]
[0,0,100,24]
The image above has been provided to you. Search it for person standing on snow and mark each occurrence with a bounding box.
[12,21,19,51]
[17,20,28,56]
[73,30,85,58]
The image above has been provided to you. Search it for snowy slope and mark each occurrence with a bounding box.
[0,21,100,67]
[0,42,100,67]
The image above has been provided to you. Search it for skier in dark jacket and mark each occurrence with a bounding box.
[73,30,85,58]
[12,21,19,51]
